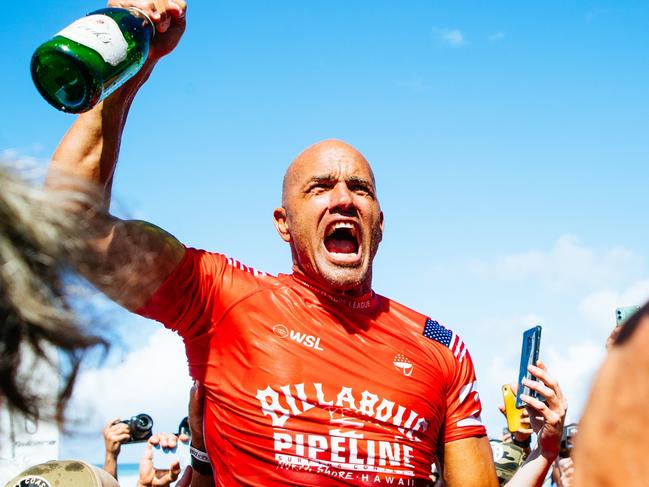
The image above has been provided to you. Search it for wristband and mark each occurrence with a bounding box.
[190,445,212,475]
[512,435,531,449]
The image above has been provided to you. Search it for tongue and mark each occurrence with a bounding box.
[325,237,356,254]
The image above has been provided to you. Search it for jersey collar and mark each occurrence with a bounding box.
[288,270,378,312]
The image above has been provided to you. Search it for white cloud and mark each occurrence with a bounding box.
[544,342,605,420]
[467,235,645,292]
[437,28,466,46]
[449,235,648,436]
[578,280,649,332]
[65,329,193,462]
[488,31,506,42]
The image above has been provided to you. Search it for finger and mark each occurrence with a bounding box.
[141,441,154,462]
[153,0,171,32]
[527,364,563,401]
[153,462,181,485]
[179,433,190,443]
[167,434,178,448]
[521,394,562,425]
[158,433,178,449]
[113,423,130,434]
[148,434,161,446]
[168,0,187,19]
[159,433,170,448]
[537,360,569,411]
[115,432,131,443]
[522,377,557,406]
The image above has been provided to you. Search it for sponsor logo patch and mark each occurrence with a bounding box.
[14,476,52,487]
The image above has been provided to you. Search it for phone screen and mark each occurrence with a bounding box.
[515,325,542,408]
[152,440,190,470]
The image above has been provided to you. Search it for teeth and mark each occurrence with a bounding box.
[327,222,357,237]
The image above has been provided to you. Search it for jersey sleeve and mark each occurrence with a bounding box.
[136,246,265,340]
[444,346,487,443]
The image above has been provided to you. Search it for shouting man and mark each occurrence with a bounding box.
[48,1,565,485]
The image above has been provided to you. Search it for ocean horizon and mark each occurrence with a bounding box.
[107,463,140,487]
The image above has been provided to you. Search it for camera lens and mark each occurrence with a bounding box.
[129,413,153,441]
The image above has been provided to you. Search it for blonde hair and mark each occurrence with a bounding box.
[0,163,107,425]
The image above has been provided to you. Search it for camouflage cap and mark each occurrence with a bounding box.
[3,460,118,487]
[490,439,526,484]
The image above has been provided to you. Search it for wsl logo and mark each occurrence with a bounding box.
[273,324,324,351]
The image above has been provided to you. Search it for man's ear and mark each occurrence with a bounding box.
[273,207,291,242]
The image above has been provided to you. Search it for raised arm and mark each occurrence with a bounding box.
[47,0,187,310]
[505,361,567,487]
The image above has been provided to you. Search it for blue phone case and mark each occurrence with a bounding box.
[616,306,639,325]
[515,325,542,408]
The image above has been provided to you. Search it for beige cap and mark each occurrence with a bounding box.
[3,460,119,487]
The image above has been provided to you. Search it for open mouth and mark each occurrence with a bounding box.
[324,222,360,257]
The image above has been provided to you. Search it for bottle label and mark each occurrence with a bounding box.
[56,15,128,66]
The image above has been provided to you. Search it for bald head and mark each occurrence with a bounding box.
[273,139,383,295]
[282,139,376,207]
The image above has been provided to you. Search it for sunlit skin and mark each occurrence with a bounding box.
[273,140,384,296]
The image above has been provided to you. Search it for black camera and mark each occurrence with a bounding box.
[559,423,578,458]
[120,413,153,443]
[177,416,190,438]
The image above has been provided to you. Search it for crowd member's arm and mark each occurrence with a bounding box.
[505,361,567,487]
[47,0,187,311]
[102,418,131,478]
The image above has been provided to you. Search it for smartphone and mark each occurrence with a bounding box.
[515,325,542,409]
[616,306,639,326]
[152,440,190,470]
[502,384,523,432]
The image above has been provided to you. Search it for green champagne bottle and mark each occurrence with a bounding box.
[31,8,154,113]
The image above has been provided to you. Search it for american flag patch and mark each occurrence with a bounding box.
[423,318,467,362]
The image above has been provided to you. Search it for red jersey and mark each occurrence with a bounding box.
[138,248,486,486]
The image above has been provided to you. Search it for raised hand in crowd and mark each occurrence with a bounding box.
[103,418,132,478]
[137,431,188,487]
[505,360,567,487]
[521,360,568,460]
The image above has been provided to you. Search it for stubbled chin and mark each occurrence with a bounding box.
[316,258,370,292]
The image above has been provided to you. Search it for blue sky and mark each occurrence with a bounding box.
[2,0,649,466]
